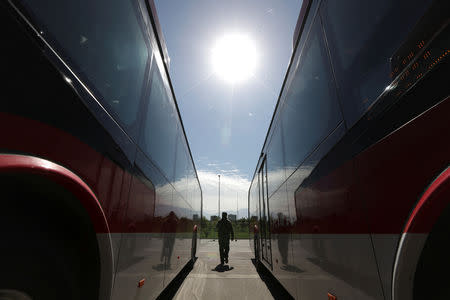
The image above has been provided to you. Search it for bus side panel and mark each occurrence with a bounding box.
[112,158,165,300]
[269,182,297,297]
[1,2,136,234]
[355,96,450,298]
[291,154,383,300]
[2,3,200,299]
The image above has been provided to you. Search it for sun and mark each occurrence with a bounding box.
[211,33,258,84]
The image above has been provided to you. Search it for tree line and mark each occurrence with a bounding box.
[200,216,250,239]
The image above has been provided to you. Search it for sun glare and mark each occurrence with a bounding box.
[212,33,258,84]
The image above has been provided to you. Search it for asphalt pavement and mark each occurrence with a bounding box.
[162,239,292,300]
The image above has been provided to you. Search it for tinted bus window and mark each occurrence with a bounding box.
[320,0,433,127]
[266,123,286,197]
[141,62,178,181]
[21,0,150,136]
[281,17,342,172]
[175,133,189,199]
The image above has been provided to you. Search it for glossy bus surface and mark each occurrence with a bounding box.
[249,0,450,299]
[0,1,202,299]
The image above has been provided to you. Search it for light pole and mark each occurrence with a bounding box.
[218,174,221,218]
[236,192,238,221]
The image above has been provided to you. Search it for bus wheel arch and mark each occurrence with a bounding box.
[392,166,450,300]
[0,154,114,300]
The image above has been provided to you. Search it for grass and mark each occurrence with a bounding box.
[200,217,250,239]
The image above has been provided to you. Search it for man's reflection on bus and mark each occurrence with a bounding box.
[276,213,290,266]
[276,213,303,273]
[160,211,178,269]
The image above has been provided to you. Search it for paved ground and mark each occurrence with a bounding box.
[164,239,291,300]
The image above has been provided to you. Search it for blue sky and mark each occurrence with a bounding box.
[154,0,303,216]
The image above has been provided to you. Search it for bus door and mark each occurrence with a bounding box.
[258,157,272,268]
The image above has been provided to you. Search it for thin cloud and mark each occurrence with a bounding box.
[198,169,250,216]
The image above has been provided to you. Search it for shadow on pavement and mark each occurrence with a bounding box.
[156,257,196,300]
[251,259,295,300]
[280,264,304,273]
[152,263,165,271]
[211,264,234,272]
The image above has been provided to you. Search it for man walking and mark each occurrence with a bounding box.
[216,212,234,265]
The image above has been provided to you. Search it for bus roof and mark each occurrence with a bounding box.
[147,0,170,70]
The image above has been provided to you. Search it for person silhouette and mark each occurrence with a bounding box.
[216,212,234,265]
[160,211,178,268]
[277,215,289,265]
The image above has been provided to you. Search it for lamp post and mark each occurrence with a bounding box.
[218,174,221,218]
[236,192,239,241]
[236,192,238,221]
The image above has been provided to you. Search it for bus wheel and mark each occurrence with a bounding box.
[0,175,100,300]
[0,290,32,300]
[1,218,84,300]
[414,206,450,299]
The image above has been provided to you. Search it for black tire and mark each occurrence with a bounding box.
[0,290,33,300]
[414,205,450,300]
[414,207,450,300]
[1,226,82,300]
[0,174,100,300]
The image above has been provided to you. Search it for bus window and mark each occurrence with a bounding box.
[140,62,178,181]
[175,133,190,200]
[320,0,433,127]
[21,0,151,138]
[281,17,342,173]
[266,123,286,197]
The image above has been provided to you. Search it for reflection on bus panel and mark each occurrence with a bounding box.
[249,0,450,299]
[0,0,201,299]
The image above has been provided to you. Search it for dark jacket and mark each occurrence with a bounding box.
[216,218,234,240]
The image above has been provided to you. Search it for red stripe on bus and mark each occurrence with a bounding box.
[0,112,189,234]
[356,96,450,234]
[288,96,450,235]
[404,167,450,233]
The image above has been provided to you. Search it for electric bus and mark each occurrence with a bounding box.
[249,0,449,299]
[0,1,202,299]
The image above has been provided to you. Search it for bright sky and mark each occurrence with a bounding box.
[154,0,303,218]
